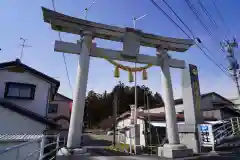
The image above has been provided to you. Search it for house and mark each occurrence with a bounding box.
[0,59,60,117]
[0,59,74,134]
[146,92,240,120]
[48,93,72,129]
[230,97,240,109]
[116,108,217,148]
[0,100,58,134]
[113,92,240,148]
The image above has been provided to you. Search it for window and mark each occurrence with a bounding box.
[4,82,36,100]
[48,104,58,113]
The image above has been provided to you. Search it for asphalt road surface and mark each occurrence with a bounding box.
[83,133,240,159]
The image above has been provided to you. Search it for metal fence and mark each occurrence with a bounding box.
[0,134,64,160]
[212,117,240,150]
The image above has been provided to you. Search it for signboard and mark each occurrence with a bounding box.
[189,64,201,114]
[198,124,214,147]
[130,105,136,125]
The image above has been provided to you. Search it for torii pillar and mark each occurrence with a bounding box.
[41,7,195,159]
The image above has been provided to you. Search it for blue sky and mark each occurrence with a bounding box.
[0,0,240,99]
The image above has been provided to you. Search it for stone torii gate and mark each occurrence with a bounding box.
[42,7,200,159]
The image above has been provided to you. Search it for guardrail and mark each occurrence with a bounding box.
[212,117,240,150]
[0,134,65,160]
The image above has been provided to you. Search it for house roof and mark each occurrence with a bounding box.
[151,92,234,109]
[202,92,234,105]
[117,111,217,122]
[0,100,59,128]
[55,93,72,101]
[138,112,217,121]
[99,111,217,130]
[0,59,60,98]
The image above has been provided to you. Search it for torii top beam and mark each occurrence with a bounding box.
[42,7,194,52]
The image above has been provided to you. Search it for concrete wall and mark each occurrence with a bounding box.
[0,69,51,117]
[0,105,46,134]
[0,141,40,160]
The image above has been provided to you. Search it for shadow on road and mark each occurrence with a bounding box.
[82,134,112,146]
[82,134,130,156]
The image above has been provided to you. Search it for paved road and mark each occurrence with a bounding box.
[83,133,240,159]
[88,153,240,160]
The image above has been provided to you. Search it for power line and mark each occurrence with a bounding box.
[149,0,191,39]
[184,0,213,37]
[163,0,229,75]
[51,0,73,97]
[149,0,232,79]
[211,0,232,36]
[162,0,226,68]
[196,0,218,29]
[199,43,229,73]
[161,0,195,38]
[159,0,228,72]
[162,0,225,59]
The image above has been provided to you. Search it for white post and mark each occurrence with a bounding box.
[237,117,240,134]
[160,52,180,144]
[129,131,132,154]
[231,118,235,135]
[16,147,20,160]
[39,136,46,160]
[56,134,60,152]
[67,32,92,148]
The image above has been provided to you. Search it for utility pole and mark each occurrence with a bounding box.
[113,86,119,146]
[19,38,31,61]
[221,37,240,97]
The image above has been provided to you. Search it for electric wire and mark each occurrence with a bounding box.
[196,0,218,29]
[184,0,213,37]
[51,0,73,97]
[211,0,232,36]
[150,0,232,80]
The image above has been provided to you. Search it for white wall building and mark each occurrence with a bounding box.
[0,101,58,134]
[145,92,240,120]
[116,92,240,148]
[0,59,60,117]
[0,59,63,134]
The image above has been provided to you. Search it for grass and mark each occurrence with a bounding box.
[105,143,134,153]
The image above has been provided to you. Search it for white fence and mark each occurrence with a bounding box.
[0,134,63,160]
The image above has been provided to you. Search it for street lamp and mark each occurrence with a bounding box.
[133,14,147,29]
[132,13,147,124]
[84,1,96,20]
[132,13,147,155]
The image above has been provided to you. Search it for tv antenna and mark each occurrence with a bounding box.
[19,38,31,60]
